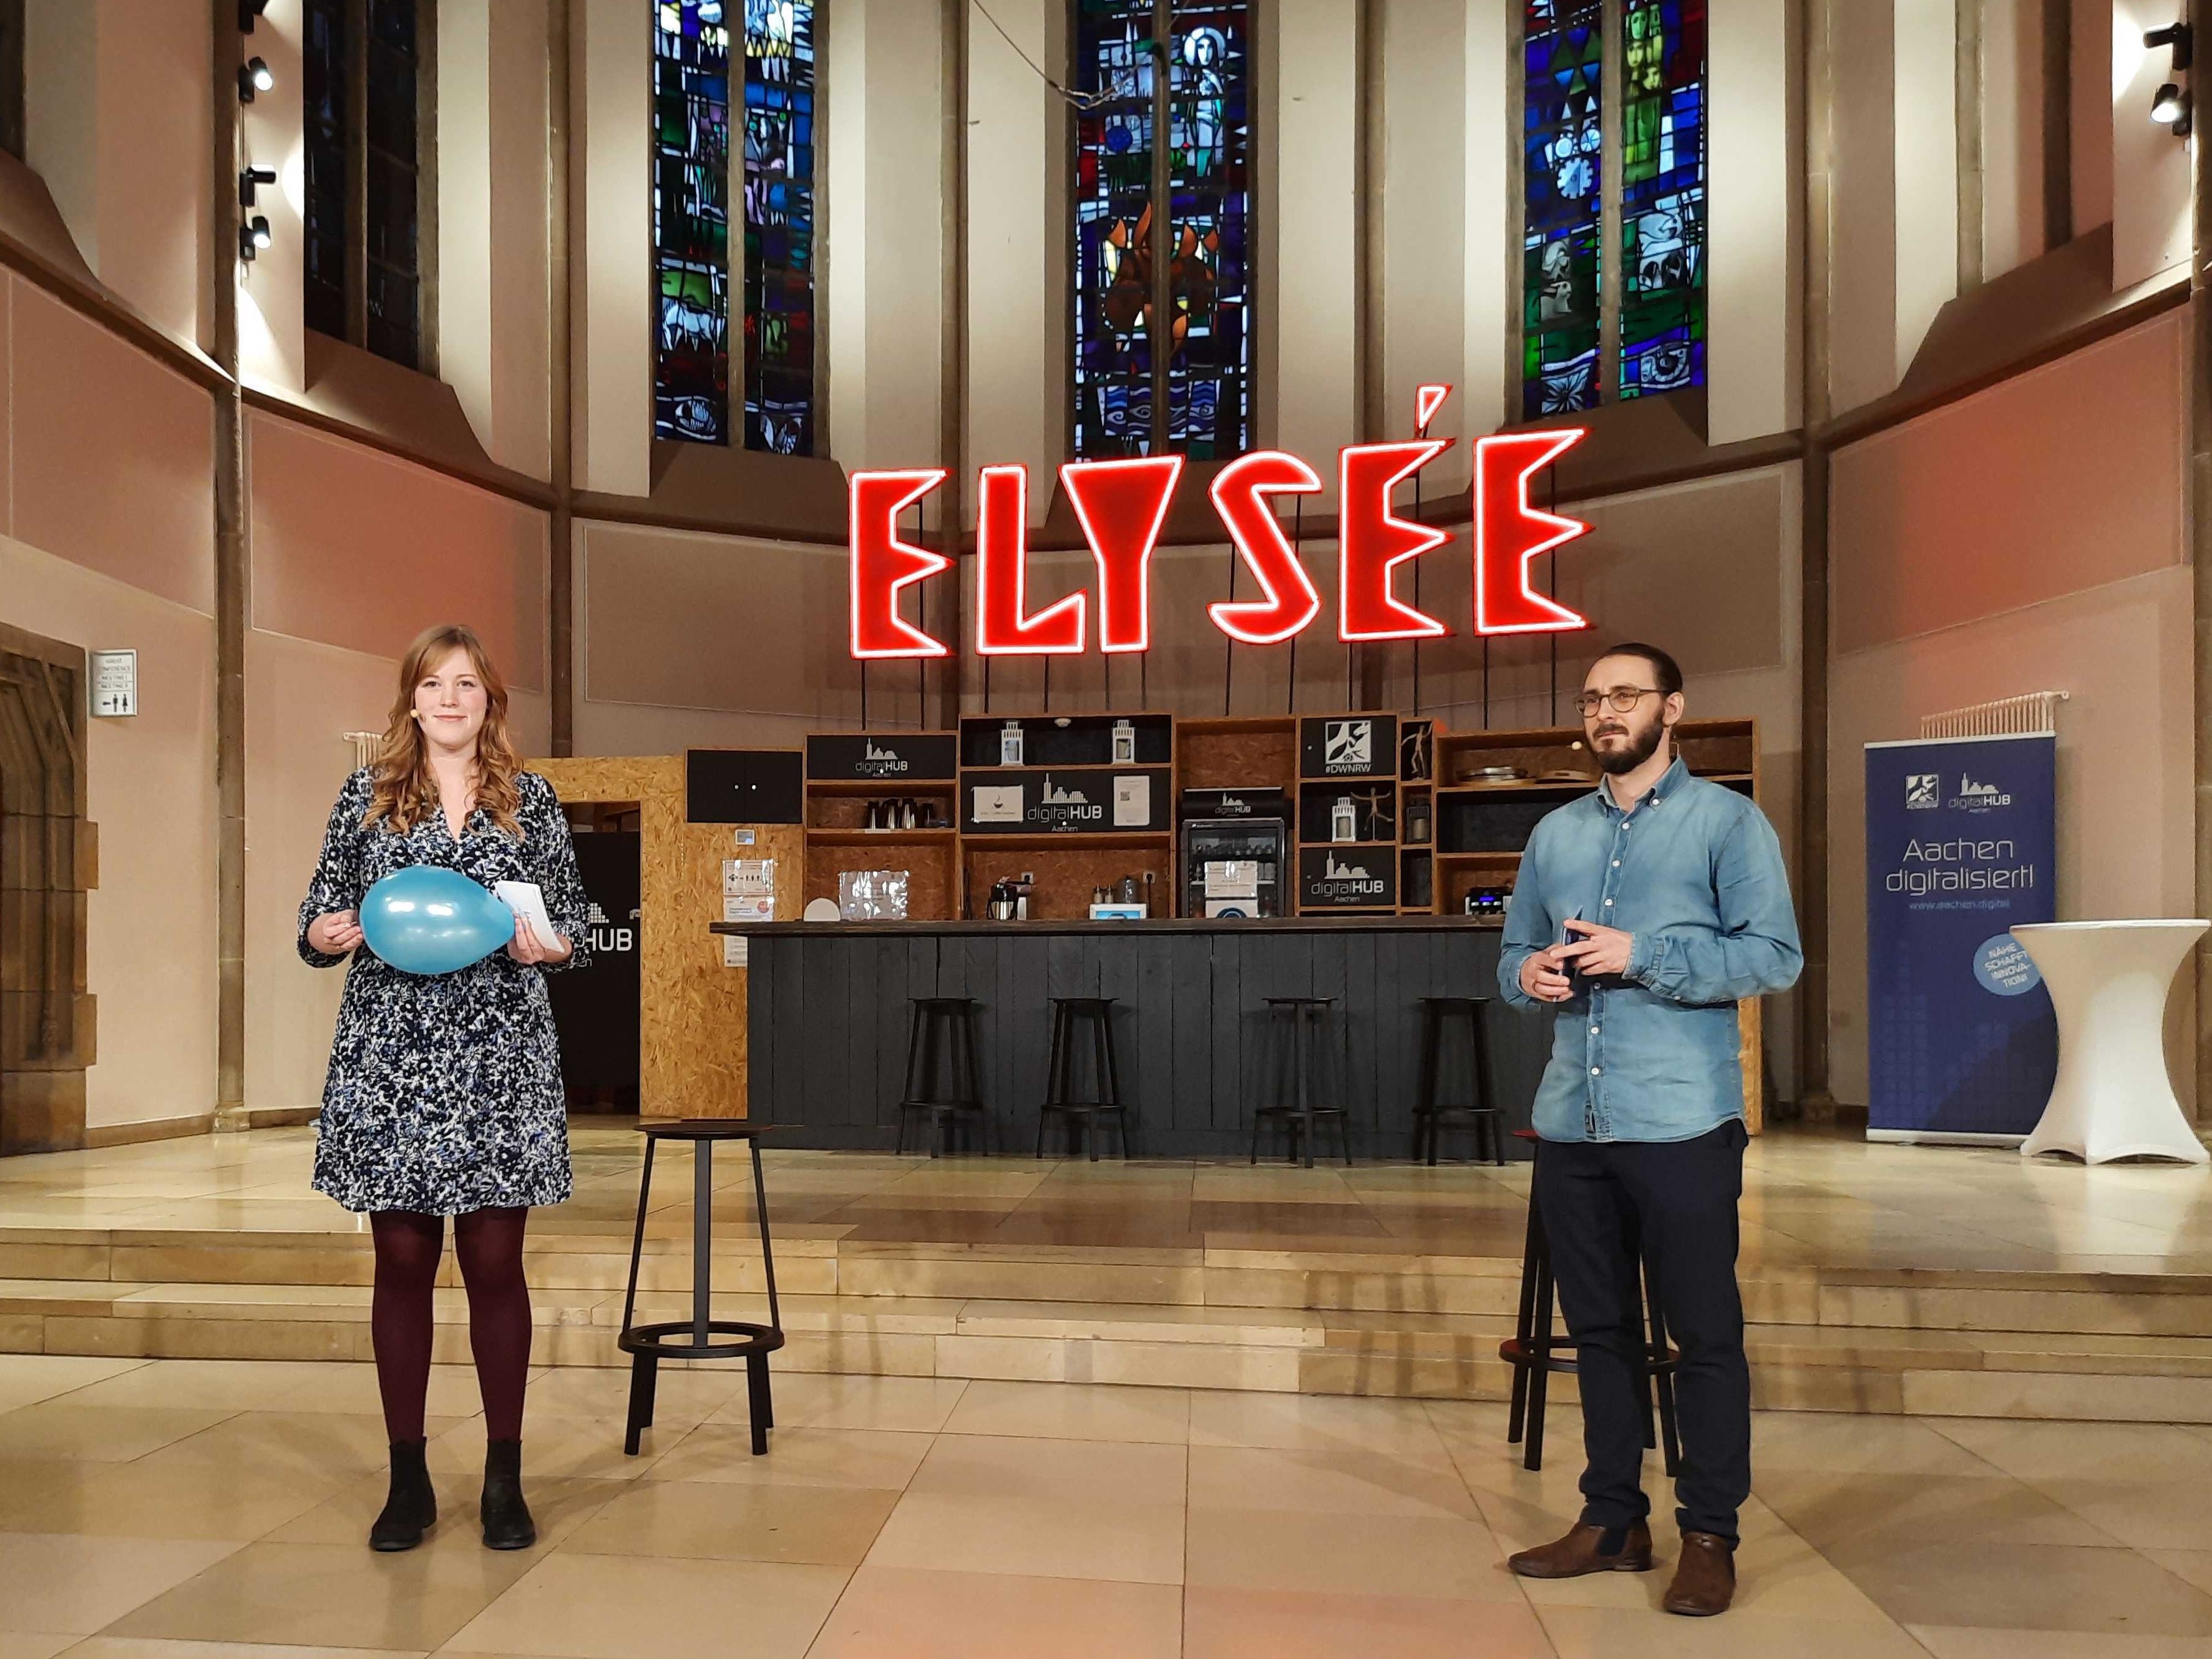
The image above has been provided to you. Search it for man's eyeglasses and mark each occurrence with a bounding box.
[1572,687,1664,718]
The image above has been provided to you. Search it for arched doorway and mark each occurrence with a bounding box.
[0,624,92,1154]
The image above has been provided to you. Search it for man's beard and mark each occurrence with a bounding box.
[1591,718,1666,776]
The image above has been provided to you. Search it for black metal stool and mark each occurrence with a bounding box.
[617,1120,785,1457]
[896,996,988,1157]
[1412,996,1506,1165]
[1250,996,1352,1168]
[1036,996,1132,1160]
[1498,1130,1679,1474]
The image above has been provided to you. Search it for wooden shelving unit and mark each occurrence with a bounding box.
[1176,716,1297,918]
[801,733,960,921]
[955,713,1177,919]
[1293,713,1405,916]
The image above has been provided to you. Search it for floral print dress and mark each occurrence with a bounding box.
[299,768,593,1215]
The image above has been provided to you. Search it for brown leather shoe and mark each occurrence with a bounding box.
[1506,1520,1654,1578]
[1662,1530,1737,1615]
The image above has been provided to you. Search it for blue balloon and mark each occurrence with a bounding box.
[359,866,515,975]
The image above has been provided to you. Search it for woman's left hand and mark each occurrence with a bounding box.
[506,917,573,966]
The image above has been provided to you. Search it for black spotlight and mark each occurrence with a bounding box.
[2146,23,2195,135]
[238,165,278,206]
[239,56,274,102]
[240,0,269,32]
[239,214,272,262]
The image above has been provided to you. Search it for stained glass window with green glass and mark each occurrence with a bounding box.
[1519,0,1705,417]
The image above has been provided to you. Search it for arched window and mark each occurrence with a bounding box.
[653,1,817,452]
[1522,0,1704,418]
[1071,1,1253,461]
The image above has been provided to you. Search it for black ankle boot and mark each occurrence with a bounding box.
[480,1438,537,1550]
[368,1439,436,1552]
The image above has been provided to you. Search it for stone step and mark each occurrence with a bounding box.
[11,1275,2212,1422]
[11,1224,2212,1339]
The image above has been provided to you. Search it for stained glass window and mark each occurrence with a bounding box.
[300,0,427,371]
[653,1,731,444]
[741,1,817,455]
[1617,0,1705,399]
[1522,0,1603,419]
[1518,0,1705,416]
[1071,1,1253,461]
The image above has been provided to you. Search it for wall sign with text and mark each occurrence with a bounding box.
[849,426,1591,660]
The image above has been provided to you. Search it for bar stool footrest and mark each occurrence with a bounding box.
[619,1320,787,1363]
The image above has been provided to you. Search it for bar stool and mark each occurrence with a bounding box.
[1498,1130,1679,1473]
[617,1120,784,1457]
[896,996,988,1157]
[1251,996,1352,1168]
[1411,996,1506,1166]
[1036,996,1133,1160]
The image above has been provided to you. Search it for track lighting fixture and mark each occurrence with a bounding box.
[240,0,268,31]
[239,56,274,102]
[2146,23,2194,135]
[240,215,271,262]
[238,165,277,207]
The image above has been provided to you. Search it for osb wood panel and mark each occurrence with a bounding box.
[533,756,802,1121]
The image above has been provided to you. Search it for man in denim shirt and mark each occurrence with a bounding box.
[1498,643,1802,1617]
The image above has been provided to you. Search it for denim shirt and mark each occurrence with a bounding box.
[1496,755,1803,1143]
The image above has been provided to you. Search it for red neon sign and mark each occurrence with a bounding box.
[1338,439,1453,644]
[1061,456,1184,653]
[849,468,952,658]
[1207,451,1323,645]
[847,429,1589,660]
[975,463,1086,655]
[1474,430,1591,635]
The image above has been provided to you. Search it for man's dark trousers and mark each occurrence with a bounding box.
[1533,1118,1750,1543]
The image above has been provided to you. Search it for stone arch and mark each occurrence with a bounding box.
[0,623,93,1154]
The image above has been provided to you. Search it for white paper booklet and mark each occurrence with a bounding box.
[494,880,555,944]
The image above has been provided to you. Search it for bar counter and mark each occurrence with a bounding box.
[718,917,1548,1158]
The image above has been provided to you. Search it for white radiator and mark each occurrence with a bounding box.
[1918,691,2067,740]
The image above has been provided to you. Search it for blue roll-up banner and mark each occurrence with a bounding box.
[1864,733,2058,1143]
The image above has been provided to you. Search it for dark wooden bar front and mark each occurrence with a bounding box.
[723,918,1551,1159]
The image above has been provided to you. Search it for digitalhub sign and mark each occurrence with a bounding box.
[849,414,1592,661]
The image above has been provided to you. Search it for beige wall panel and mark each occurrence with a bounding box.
[10,281,215,613]
[1272,0,1360,481]
[2070,0,2113,232]
[0,533,218,1130]
[1827,564,2195,1107]
[1977,0,2045,280]
[580,0,651,494]
[1832,313,2185,655]
[1379,0,1468,494]
[243,630,397,1115]
[1708,0,1798,439]
[2113,0,2191,286]
[1893,0,1958,381]
[1828,0,1898,414]
[575,700,825,756]
[580,521,940,727]
[93,0,211,346]
[247,413,550,690]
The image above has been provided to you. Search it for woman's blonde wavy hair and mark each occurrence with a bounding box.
[366,624,526,839]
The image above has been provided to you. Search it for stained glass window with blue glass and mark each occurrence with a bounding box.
[1523,0,1603,419]
[741,0,816,454]
[1618,0,1705,399]
[653,1,731,444]
[1072,1,1252,460]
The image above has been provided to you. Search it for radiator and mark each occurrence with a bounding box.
[1918,691,2067,740]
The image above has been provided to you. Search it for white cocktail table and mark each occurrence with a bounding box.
[2012,919,2210,1165]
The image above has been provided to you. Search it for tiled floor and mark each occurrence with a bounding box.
[2,1356,2211,1655]
[4,1120,2211,1274]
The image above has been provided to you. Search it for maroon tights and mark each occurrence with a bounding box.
[369,1207,532,1442]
